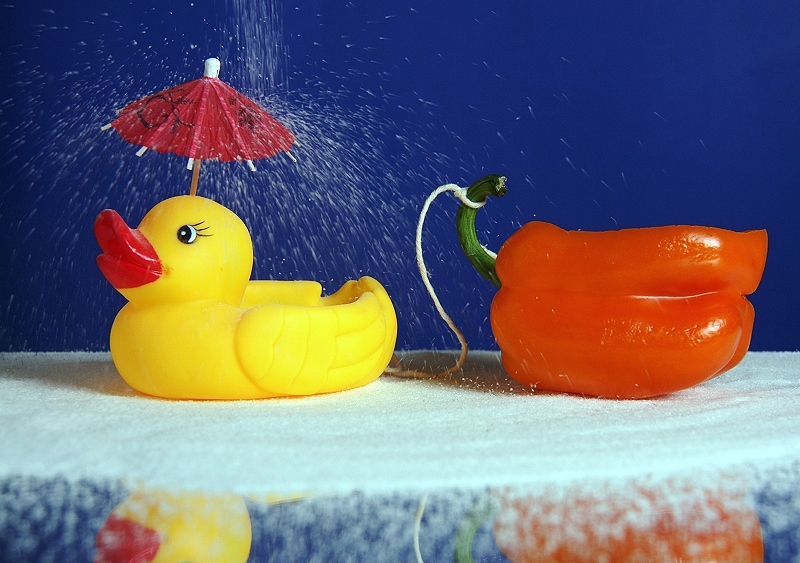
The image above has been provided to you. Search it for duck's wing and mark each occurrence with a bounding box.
[235,277,397,395]
[240,280,322,308]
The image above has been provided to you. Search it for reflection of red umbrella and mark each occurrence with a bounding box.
[103,58,295,196]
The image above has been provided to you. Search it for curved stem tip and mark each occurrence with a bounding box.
[456,174,507,287]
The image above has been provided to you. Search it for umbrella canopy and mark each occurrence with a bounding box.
[104,58,295,195]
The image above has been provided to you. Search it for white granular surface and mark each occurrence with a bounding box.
[1,351,798,496]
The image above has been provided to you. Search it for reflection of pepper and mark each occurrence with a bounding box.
[490,480,763,563]
[458,175,768,398]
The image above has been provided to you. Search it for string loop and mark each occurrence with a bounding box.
[385,183,490,379]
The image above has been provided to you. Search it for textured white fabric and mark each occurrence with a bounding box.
[1,351,798,496]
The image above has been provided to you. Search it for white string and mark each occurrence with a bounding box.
[415,185,486,338]
[413,492,429,563]
[385,183,487,378]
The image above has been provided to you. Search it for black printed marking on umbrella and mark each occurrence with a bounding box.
[137,87,195,131]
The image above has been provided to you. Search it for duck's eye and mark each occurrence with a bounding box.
[177,225,198,244]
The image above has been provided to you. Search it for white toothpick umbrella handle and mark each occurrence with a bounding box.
[188,58,220,196]
[204,58,221,79]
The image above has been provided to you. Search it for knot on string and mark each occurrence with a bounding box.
[448,185,488,210]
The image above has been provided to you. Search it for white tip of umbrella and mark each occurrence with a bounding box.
[100,123,113,131]
[246,160,256,172]
[204,58,221,78]
[285,151,298,163]
[187,157,195,170]
[136,146,148,157]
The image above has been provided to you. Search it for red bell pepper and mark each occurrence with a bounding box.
[457,175,768,398]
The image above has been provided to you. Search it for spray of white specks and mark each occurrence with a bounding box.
[3,1,478,351]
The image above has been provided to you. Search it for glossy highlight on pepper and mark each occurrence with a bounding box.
[458,175,768,399]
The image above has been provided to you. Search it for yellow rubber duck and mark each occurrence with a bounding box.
[94,488,252,563]
[94,195,397,399]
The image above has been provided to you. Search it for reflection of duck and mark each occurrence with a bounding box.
[94,489,251,563]
[95,195,397,399]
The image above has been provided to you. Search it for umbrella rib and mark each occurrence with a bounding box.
[215,86,254,162]
[116,119,175,156]
[123,107,193,157]
[187,79,213,161]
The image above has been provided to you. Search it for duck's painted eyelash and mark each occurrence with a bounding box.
[191,221,212,236]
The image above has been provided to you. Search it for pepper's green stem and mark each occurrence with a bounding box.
[454,492,499,563]
[456,174,507,288]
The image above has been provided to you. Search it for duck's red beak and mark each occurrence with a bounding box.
[95,209,162,289]
[95,513,161,563]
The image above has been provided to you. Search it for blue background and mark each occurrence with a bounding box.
[2,0,799,352]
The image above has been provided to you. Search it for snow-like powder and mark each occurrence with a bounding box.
[1,351,798,496]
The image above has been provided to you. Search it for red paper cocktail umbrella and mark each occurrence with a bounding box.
[103,58,295,195]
